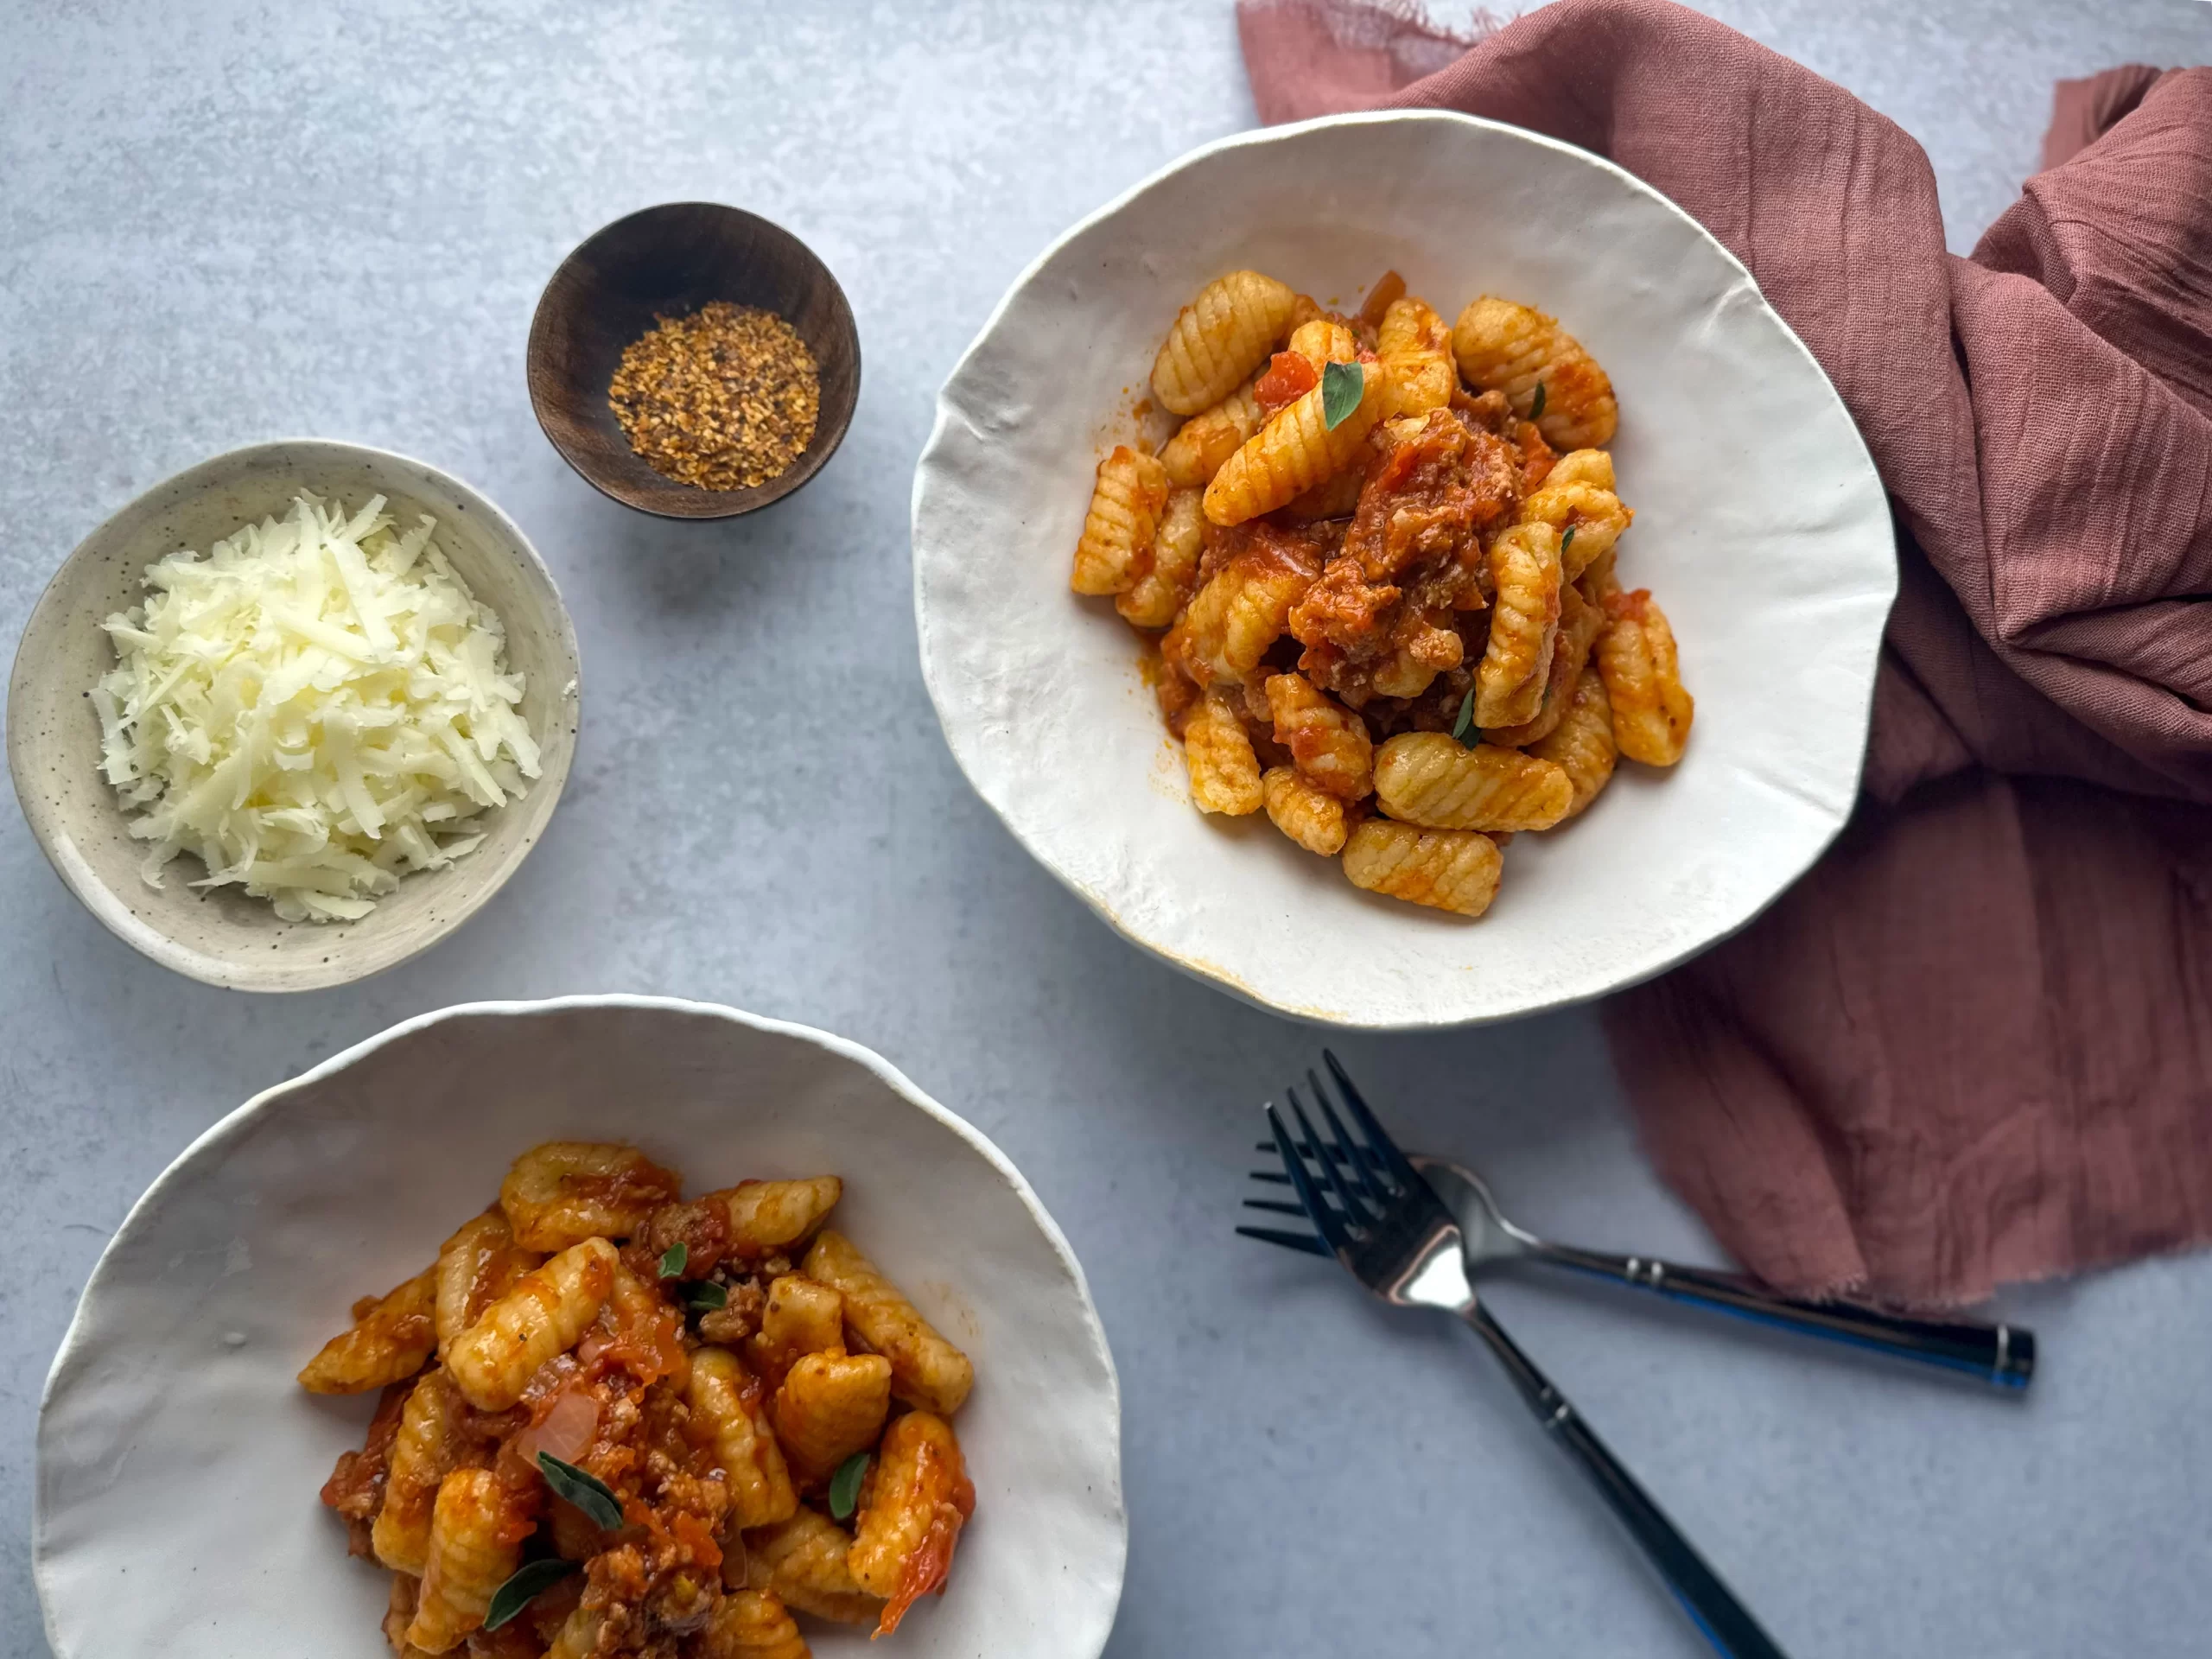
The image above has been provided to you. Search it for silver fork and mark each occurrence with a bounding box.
[1252,1135,2033,1389]
[1244,1052,1790,1659]
[1409,1157,2034,1388]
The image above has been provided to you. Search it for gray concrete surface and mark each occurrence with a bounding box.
[3,3,2208,1656]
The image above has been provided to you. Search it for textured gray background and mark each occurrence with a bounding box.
[4,2,2209,1656]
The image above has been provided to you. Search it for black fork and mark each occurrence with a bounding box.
[1242,1052,1791,1659]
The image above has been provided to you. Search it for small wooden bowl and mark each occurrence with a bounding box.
[527,203,861,520]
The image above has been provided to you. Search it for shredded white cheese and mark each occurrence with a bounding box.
[92,493,542,923]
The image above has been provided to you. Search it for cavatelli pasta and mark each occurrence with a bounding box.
[1262,766,1349,855]
[746,1509,885,1626]
[1160,378,1265,487]
[697,1590,811,1659]
[1376,296,1455,418]
[1485,581,1604,748]
[1452,296,1618,449]
[1516,477,1631,582]
[1181,686,1265,816]
[432,1210,541,1359]
[1372,733,1573,832]
[1264,671,1372,799]
[1287,316,1359,369]
[690,1345,799,1529]
[1152,270,1298,416]
[1542,447,1614,492]
[1117,486,1205,628]
[311,1147,976,1655]
[298,1268,438,1395]
[720,1176,843,1256]
[1163,545,1318,688]
[772,1351,894,1484]
[442,1236,617,1410]
[372,1370,472,1575]
[404,1469,524,1654]
[849,1410,973,1637]
[1202,359,1384,527]
[1475,523,1564,729]
[1341,820,1503,918]
[800,1230,975,1416]
[1529,663,1618,818]
[1280,468,1365,523]
[744,1273,847,1389]
[499,1141,680,1252]
[1068,268,1689,923]
[1071,446,1169,596]
[1596,588,1694,766]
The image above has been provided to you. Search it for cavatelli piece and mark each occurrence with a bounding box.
[1452,296,1618,449]
[1262,766,1349,855]
[1341,819,1503,918]
[1372,733,1573,832]
[1152,270,1298,416]
[1528,663,1618,818]
[1203,359,1384,527]
[1183,687,1265,816]
[1474,522,1563,729]
[1071,446,1169,596]
[1596,588,1693,766]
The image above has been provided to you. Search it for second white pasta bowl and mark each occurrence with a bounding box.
[912,110,1895,1028]
[34,996,1126,1659]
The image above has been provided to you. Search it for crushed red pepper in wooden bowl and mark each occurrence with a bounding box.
[608,302,822,492]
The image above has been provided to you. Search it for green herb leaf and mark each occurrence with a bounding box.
[1560,525,1576,560]
[485,1558,579,1631]
[1321,359,1364,431]
[537,1452,625,1531]
[1451,684,1480,748]
[688,1281,729,1312]
[830,1452,871,1522]
[1529,381,1547,422]
[657,1241,688,1280]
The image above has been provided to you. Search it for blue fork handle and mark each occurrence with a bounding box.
[1535,1244,2034,1389]
[1464,1303,1790,1659]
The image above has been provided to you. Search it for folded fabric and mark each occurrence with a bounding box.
[1238,0,2212,1304]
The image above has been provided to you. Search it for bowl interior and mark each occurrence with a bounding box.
[912,111,1897,1028]
[34,998,1125,1659]
[528,202,861,518]
[6,442,582,991]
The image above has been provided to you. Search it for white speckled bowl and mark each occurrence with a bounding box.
[912,111,1896,1029]
[34,996,1126,1659]
[7,441,582,991]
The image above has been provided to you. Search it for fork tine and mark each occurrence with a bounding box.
[1248,1168,1293,1185]
[1266,1103,1347,1253]
[1242,1198,1309,1217]
[1235,1224,1332,1257]
[1256,1137,1389,1175]
[1311,1068,1388,1201]
[1322,1049,1420,1186]
[1289,1088,1370,1227]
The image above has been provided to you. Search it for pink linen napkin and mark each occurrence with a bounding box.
[1239,0,2212,1305]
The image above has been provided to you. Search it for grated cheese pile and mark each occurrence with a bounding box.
[92,493,542,923]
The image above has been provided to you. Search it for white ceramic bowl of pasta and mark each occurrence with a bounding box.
[912,110,1895,1028]
[33,996,1126,1659]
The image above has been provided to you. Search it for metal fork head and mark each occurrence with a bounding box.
[1241,1052,1476,1315]
[1408,1154,1540,1268]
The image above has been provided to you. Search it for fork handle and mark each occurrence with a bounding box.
[1533,1244,2034,1389]
[1463,1303,1790,1659]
